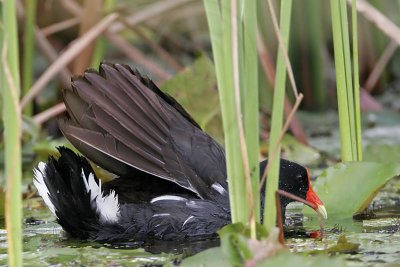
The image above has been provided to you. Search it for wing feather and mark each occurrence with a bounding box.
[60,63,228,203]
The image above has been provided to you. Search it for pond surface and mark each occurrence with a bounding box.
[2,108,400,266]
[286,193,400,266]
[0,176,397,267]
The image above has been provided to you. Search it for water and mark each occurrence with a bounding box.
[0,177,396,267]
[3,110,400,266]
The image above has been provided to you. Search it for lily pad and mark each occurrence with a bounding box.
[325,234,359,254]
[304,162,400,218]
[364,144,400,163]
[179,247,347,267]
[257,252,347,267]
[178,247,231,267]
[181,223,347,267]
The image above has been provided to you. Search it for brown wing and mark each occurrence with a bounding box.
[60,63,228,203]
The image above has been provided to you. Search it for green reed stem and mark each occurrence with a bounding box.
[240,0,260,225]
[204,0,259,236]
[264,0,293,231]
[352,0,362,160]
[330,0,362,162]
[1,0,22,266]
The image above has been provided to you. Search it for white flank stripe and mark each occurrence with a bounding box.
[211,183,227,195]
[150,195,186,203]
[182,216,194,228]
[33,162,56,216]
[81,169,120,223]
[152,213,170,217]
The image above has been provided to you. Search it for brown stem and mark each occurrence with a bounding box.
[33,103,66,125]
[275,191,285,245]
[257,32,308,144]
[41,17,81,37]
[104,32,171,81]
[62,0,171,81]
[72,0,103,74]
[127,25,183,71]
[277,189,316,209]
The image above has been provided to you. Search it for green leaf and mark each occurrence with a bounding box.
[178,247,231,267]
[180,248,347,267]
[256,252,347,267]
[364,144,400,163]
[327,234,360,254]
[218,224,289,266]
[218,222,269,242]
[304,162,400,218]
[218,223,253,265]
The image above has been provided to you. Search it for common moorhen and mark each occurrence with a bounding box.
[34,63,327,242]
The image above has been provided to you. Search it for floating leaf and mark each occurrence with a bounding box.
[178,247,231,267]
[180,248,347,267]
[327,234,360,254]
[304,162,400,218]
[364,144,400,163]
[307,234,360,256]
[257,252,347,267]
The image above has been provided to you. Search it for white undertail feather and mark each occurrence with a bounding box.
[152,213,171,217]
[81,170,120,223]
[33,162,56,217]
[150,195,186,203]
[211,182,227,195]
[33,162,120,224]
[182,215,194,228]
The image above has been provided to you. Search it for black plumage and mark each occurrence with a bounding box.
[60,63,228,205]
[34,63,326,243]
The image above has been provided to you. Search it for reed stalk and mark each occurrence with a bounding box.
[203,0,259,237]
[330,0,362,161]
[263,0,293,231]
[1,0,23,266]
[352,0,362,160]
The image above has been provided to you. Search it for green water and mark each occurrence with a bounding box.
[3,110,400,266]
[0,177,396,267]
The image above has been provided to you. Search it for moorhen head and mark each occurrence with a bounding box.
[34,63,326,243]
[259,159,326,220]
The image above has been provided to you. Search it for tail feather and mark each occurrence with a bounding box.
[34,162,56,216]
[33,148,231,242]
[33,147,120,239]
